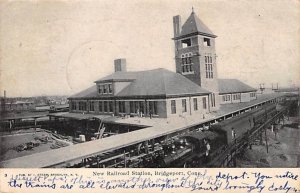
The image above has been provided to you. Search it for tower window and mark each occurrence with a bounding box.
[181,52,194,74]
[203,38,211,46]
[181,38,191,48]
[205,54,213,79]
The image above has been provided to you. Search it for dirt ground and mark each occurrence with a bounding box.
[0,129,71,161]
[237,117,300,167]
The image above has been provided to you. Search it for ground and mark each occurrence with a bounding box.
[237,117,300,167]
[0,128,72,161]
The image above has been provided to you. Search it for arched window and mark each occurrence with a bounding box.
[181,52,194,74]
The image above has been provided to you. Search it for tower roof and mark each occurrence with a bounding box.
[177,11,217,39]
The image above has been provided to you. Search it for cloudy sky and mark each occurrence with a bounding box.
[0,0,299,97]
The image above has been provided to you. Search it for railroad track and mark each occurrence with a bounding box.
[207,103,291,167]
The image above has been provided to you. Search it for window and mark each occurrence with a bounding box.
[203,38,211,46]
[171,100,176,114]
[89,101,95,111]
[118,101,125,113]
[98,101,103,112]
[79,102,87,111]
[83,102,86,111]
[223,95,231,102]
[181,52,193,74]
[71,101,77,110]
[149,101,158,115]
[98,86,103,94]
[211,94,215,107]
[130,101,135,113]
[109,101,113,112]
[205,54,213,79]
[181,38,191,48]
[233,94,241,100]
[130,101,138,113]
[139,101,145,114]
[98,83,112,94]
[202,97,207,109]
[193,98,198,111]
[108,84,113,94]
[250,92,256,97]
[182,99,187,112]
[104,101,108,112]
[103,85,107,94]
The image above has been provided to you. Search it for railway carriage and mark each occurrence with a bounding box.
[162,103,278,167]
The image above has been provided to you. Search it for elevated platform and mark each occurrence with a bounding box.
[0,93,285,168]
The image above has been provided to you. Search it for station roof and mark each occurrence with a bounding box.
[218,79,257,94]
[69,68,211,99]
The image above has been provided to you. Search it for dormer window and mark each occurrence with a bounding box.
[108,84,112,93]
[98,86,103,94]
[203,38,211,46]
[98,83,113,94]
[103,85,107,93]
[181,38,191,48]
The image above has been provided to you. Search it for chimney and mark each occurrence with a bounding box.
[173,15,181,37]
[114,58,127,72]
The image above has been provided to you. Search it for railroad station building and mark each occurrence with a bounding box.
[68,10,257,118]
[69,63,211,118]
[218,79,257,104]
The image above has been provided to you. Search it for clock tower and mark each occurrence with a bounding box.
[173,10,219,111]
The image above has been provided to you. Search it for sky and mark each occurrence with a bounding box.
[0,0,299,97]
